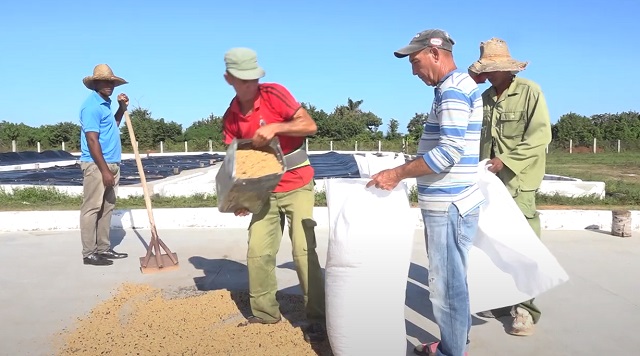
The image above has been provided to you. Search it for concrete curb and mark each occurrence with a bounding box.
[0,207,638,233]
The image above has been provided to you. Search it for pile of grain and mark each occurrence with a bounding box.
[56,283,332,356]
[235,148,283,179]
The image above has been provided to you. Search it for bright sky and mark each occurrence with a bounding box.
[1,0,637,133]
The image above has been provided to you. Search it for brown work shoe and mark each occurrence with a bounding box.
[509,307,535,336]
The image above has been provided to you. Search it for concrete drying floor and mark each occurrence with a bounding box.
[0,228,638,356]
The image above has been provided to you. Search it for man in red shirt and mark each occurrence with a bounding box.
[221,47,326,343]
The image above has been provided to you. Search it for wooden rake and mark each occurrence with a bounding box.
[124,111,179,274]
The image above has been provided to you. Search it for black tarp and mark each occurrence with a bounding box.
[0,151,361,186]
[0,150,77,166]
[308,151,360,178]
[0,153,224,186]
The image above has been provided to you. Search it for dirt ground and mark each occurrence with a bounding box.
[55,283,332,356]
[235,149,283,178]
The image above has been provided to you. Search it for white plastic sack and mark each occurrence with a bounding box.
[467,160,570,313]
[325,178,415,356]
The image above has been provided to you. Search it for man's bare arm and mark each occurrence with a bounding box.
[271,107,317,136]
[114,93,129,127]
[396,156,435,180]
[114,107,125,127]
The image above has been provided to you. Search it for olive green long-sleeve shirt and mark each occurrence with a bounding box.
[480,77,552,195]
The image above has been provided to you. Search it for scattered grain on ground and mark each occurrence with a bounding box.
[235,149,283,179]
[56,283,332,356]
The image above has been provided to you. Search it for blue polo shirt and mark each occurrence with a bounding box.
[79,91,121,163]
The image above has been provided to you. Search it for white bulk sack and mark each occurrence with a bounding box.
[467,160,570,313]
[325,178,415,356]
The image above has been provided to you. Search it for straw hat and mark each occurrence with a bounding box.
[82,64,128,90]
[468,61,482,74]
[470,38,528,74]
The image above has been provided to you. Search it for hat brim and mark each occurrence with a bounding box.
[394,44,428,58]
[83,76,128,90]
[472,59,528,74]
[227,67,265,81]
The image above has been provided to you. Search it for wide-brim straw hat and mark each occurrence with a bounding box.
[82,64,128,90]
[470,38,528,74]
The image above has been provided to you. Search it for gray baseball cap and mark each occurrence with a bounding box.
[394,29,455,58]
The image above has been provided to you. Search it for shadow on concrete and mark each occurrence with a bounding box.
[277,260,327,298]
[406,262,437,353]
[190,257,250,292]
[189,256,252,317]
[404,262,487,353]
[110,210,150,250]
[109,228,126,249]
[583,225,636,238]
[128,228,151,250]
[496,314,515,335]
[585,225,614,236]
[277,261,297,271]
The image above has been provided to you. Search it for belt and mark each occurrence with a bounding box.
[283,145,310,171]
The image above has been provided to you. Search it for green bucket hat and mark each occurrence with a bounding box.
[224,47,265,80]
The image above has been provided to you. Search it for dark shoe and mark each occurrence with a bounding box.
[83,254,113,266]
[303,322,326,343]
[237,315,281,327]
[98,249,128,259]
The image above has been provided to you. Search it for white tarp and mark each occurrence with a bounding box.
[467,160,570,313]
[325,178,415,356]
[353,153,406,178]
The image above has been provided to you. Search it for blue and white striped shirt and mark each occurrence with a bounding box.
[417,71,485,216]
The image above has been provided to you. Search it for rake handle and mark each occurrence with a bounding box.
[124,111,157,230]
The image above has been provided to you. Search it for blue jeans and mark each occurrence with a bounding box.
[422,204,480,356]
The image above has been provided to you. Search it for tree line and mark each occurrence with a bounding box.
[552,111,640,147]
[0,98,638,152]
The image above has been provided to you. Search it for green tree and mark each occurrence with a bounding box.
[2,122,21,141]
[301,103,330,138]
[552,112,597,146]
[346,98,363,112]
[45,122,81,149]
[22,124,43,147]
[184,114,222,141]
[120,107,183,149]
[592,111,640,140]
[328,98,383,140]
[386,119,401,140]
[406,113,428,142]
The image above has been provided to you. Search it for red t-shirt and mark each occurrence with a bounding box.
[222,83,314,193]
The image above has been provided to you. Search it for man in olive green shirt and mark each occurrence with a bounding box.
[470,38,552,337]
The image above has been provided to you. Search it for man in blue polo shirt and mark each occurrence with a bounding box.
[78,64,129,266]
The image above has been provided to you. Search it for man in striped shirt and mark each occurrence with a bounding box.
[367,29,484,356]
